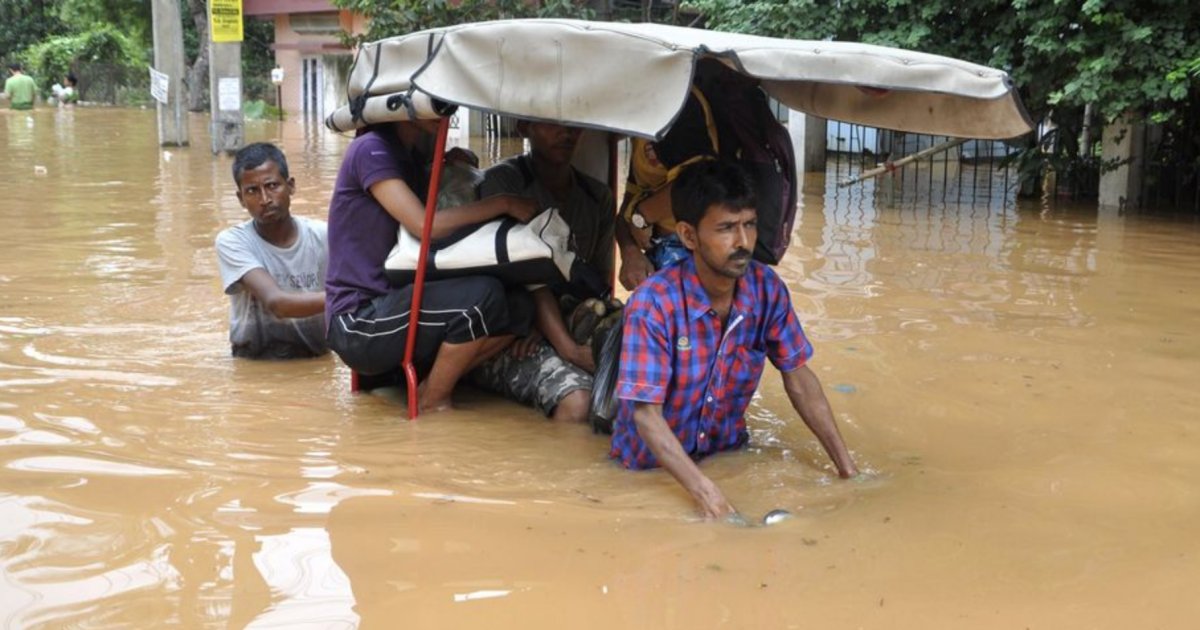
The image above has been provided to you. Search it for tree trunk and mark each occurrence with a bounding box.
[185,0,209,112]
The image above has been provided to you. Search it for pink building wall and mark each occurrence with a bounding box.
[244,0,363,118]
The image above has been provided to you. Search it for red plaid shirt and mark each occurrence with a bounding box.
[611,257,814,469]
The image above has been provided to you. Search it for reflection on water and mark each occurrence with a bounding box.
[1,109,1198,628]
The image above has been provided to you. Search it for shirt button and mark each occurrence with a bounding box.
[699,432,707,440]
[706,396,713,402]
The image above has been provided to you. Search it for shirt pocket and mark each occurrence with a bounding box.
[726,346,767,417]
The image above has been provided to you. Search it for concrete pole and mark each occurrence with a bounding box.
[787,110,828,175]
[208,42,244,154]
[150,0,189,147]
[802,115,828,173]
[1098,112,1145,212]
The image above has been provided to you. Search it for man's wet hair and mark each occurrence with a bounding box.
[232,142,290,187]
[670,160,757,226]
[7,63,22,73]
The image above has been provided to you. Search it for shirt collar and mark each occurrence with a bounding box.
[679,256,757,322]
[678,257,709,322]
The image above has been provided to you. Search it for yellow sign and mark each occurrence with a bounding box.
[210,0,243,43]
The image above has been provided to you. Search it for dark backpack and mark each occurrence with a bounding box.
[696,64,798,265]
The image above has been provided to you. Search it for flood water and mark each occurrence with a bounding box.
[1,108,1198,628]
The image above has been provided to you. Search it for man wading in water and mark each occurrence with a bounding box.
[216,143,328,360]
[610,160,859,518]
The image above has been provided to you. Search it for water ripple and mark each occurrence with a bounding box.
[7,456,181,477]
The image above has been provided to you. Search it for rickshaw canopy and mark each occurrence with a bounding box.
[328,18,1033,140]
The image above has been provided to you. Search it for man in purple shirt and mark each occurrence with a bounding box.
[325,120,538,414]
[612,160,858,518]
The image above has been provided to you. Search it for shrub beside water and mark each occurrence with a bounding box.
[19,24,146,105]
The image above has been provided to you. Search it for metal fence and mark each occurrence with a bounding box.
[1138,99,1200,212]
[72,62,147,105]
[825,120,1021,212]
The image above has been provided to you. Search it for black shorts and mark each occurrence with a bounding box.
[328,276,517,376]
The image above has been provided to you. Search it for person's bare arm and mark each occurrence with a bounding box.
[781,365,859,478]
[616,214,654,291]
[632,402,735,518]
[530,287,593,373]
[368,178,538,241]
[635,183,674,225]
[239,268,324,319]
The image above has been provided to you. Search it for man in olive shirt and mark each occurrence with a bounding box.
[3,63,36,110]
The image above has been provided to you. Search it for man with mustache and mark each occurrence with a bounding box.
[611,160,858,518]
[468,121,616,423]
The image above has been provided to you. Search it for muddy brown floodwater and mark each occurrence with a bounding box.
[1,108,1198,628]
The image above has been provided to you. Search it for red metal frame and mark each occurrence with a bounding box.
[402,116,452,419]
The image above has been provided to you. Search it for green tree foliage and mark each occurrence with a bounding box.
[3,0,151,105]
[1,0,279,110]
[20,24,148,103]
[54,0,152,42]
[1167,56,1200,87]
[332,0,595,43]
[687,0,1200,180]
[0,0,66,57]
[688,0,1199,126]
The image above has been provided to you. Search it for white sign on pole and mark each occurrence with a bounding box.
[447,111,463,148]
[218,77,241,112]
[149,67,170,104]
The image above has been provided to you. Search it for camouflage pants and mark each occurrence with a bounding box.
[468,342,592,416]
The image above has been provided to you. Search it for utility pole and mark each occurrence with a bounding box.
[150,0,189,146]
[208,0,245,154]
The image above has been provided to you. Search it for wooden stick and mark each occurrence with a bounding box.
[838,137,968,187]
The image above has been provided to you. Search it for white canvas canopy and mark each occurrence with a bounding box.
[327,18,1033,140]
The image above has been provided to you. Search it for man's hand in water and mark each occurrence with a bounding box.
[691,476,736,520]
[632,402,738,520]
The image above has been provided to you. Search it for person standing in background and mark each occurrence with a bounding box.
[3,63,37,110]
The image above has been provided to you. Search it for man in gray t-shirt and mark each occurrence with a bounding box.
[216,143,328,359]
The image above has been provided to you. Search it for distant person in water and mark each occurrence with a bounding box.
[51,73,78,107]
[611,160,858,519]
[215,143,329,359]
[2,63,37,110]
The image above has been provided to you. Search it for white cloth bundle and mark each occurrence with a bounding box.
[384,207,576,288]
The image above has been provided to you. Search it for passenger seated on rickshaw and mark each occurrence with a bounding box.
[616,84,720,290]
[324,120,540,414]
[467,120,617,424]
[617,59,797,290]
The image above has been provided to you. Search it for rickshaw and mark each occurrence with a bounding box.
[324,18,1034,418]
